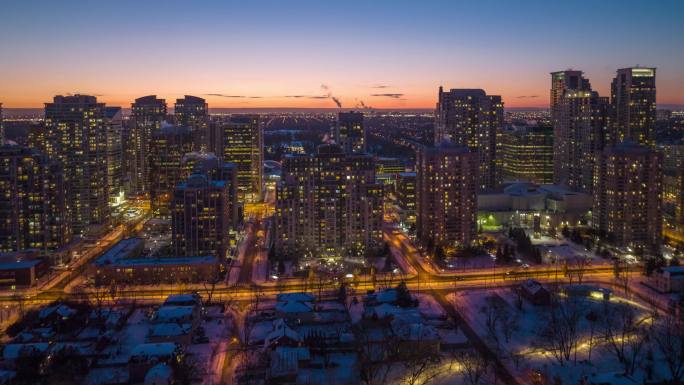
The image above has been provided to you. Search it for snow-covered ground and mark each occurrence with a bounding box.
[448,286,673,385]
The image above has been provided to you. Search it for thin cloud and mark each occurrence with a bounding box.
[516,95,539,99]
[284,95,330,99]
[371,85,390,89]
[204,93,263,99]
[371,93,405,99]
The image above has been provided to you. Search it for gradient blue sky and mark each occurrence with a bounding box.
[1,0,682,108]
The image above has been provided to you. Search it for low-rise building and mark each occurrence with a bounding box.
[648,266,684,293]
[478,182,592,232]
[517,279,551,305]
[0,251,47,288]
[92,238,222,285]
[128,343,179,384]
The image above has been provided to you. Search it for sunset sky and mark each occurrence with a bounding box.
[1,0,683,109]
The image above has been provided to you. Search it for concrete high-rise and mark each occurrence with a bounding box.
[416,143,478,249]
[130,95,167,196]
[501,124,554,185]
[396,171,417,225]
[551,70,612,192]
[275,144,383,260]
[149,125,195,218]
[335,111,366,154]
[593,142,662,254]
[434,87,503,191]
[105,107,124,207]
[175,95,209,151]
[0,145,71,255]
[217,115,263,203]
[44,95,110,235]
[172,173,230,258]
[0,103,3,145]
[661,143,684,228]
[611,67,657,147]
[550,70,591,118]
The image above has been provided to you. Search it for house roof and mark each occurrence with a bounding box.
[144,363,173,385]
[153,306,195,322]
[1,343,49,360]
[149,323,191,338]
[276,293,315,302]
[38,304,76,320]
[264,319,301,347]
[270,346,310,378]
[130,343,177,358]
[163,294,201,307]
[520,279,546,295]
[392,322,439,341]
[275,301,313,314]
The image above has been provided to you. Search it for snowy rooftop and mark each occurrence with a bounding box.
[38,304,76,320]
[276,292,315,302]
[163,293,201,307]
[662,266,684,276]
[144,363,173,384]
[153,306,196,323]
[265,319,301,347]
[520,279,545,295]
[149,323,191,338]
[2,343,49,360]
[130,343,177,358]
[275,301,313,314]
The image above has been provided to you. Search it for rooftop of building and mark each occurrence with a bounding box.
[176,173,226,189]
[0,259,43,271]
[94,238,216,268]
[175,95,206,104]
[94,238,145,266]
[130,342,177,358]
[605,140,654,155]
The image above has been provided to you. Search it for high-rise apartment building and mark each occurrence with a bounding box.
[275,144,383,260]
[550,71,612,192]
[172,173,230,258]
[43,95,110,235]
[149,125,196,218]
[501,124,554,185]
[0,103,4,145]
[550,70,591,117]
[416,143,478,249]
[0,145,71,255]
[217,115,263,203]
[611,67,657,147]
[434,87,503,191]
[130,95,167,196]
[175,95,209,151]
[105,107,124,207]
[396,171,417,225]
[593,142,662,254]
[661,143,684,227]
[335,111,366,154]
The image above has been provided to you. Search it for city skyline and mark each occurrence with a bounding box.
[2,0,684,109]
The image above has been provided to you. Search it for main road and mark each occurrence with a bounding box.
[1,213,628,307]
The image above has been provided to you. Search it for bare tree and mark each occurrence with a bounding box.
[571,256,591,284]
[356,323,395,385]
[201,267,224,306]
[399,333,448,385]
[481,293,518,345]
[535,295,581,366]
[586,310,599,363]
[651,315,684,382]
[454,350,490,385]
[601,304,649,376]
